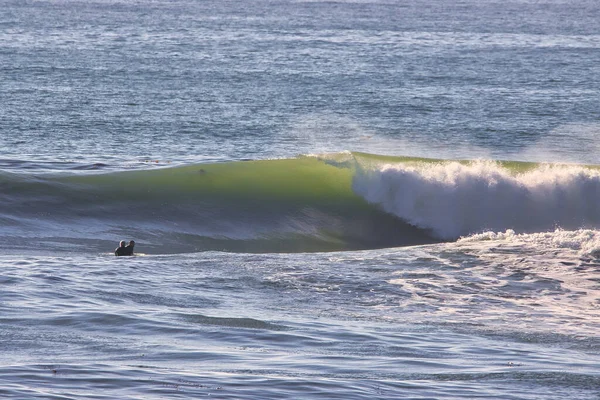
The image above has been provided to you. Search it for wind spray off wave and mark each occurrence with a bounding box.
[352,160,600,239]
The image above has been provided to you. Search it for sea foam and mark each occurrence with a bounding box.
[352,161,600,239]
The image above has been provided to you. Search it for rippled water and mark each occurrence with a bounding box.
[1,0,600,398]
[2,236,599,399]
[2,0,600,165]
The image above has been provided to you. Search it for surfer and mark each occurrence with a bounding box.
[115,241,128,256]
[124,240,135,256]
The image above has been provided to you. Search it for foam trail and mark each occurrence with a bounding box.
[459,228,600,257]
[352,161,600,239]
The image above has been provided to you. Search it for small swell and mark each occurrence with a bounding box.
[180,314,288,331]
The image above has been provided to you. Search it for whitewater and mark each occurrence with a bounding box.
[1,0,600,399]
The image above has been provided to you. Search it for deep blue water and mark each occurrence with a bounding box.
[2,0,600,165]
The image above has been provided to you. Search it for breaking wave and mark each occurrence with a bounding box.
[1,152,599,254]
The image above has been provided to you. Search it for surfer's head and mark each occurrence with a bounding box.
[129,240,135,247]
[119,240,126,247]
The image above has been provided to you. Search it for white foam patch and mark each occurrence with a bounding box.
[353,161,600,240]
[459,228,600,257]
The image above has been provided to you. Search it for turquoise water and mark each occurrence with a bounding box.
[1,0,600,398]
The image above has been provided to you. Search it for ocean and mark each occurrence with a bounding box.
[1,0,599,398]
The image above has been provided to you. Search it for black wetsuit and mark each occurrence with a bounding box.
[115,246,128,256]
[123,244,134,256]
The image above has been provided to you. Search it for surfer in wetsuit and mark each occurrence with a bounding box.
[124,240,135,256]
[115,240,128,256]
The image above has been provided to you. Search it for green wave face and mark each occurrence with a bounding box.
[61,155,368,216]
[1,154,437,253]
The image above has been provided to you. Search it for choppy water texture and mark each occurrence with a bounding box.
[1,0,600,399]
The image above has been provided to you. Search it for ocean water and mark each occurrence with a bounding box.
[1,0,600,399]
